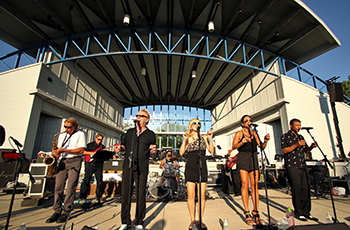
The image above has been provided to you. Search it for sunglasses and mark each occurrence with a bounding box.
[64,125,73,129]
[136,114,148,118]
[96,138,102,141]
[191,121,201,126]
[243,119,252,123]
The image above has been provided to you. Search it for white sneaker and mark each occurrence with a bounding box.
[119,224,128,230]
[135,225,143,230]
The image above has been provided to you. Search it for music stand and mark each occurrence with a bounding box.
[92,150,115,160]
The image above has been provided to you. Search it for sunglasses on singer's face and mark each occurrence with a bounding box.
[136,114,148,118]
[64,125,73,129]
[243,119,252,123]
[96,138,102,141]
[191,121,201,126]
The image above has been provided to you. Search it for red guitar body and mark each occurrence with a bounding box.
[84,147,102,163]
[226,154,238,169]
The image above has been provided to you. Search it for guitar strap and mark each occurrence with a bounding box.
[61,131,76,148]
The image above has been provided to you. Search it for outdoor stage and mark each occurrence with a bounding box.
[1,188,349,230]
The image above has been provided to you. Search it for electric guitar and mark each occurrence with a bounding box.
[226,154,238,169]
[84,146,102,163]
[226,149,238,169]
[84,143,120,163]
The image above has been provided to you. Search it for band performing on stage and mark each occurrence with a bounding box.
[26,114,341,230]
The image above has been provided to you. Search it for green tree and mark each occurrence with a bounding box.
[342,75,350,103]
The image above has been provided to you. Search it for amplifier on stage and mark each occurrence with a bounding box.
[103,160,123,172]
[207,170,222,187]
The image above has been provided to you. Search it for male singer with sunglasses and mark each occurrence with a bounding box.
[79,133,106,203]
[281,118,318,221]
[116,109,157,230]
[45,117,86,224]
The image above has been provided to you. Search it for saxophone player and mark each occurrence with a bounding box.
[45,117,86,224]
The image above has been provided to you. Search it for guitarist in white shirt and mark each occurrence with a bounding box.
[80,133,106,203]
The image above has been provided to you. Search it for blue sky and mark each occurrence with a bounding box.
[0,0,349,83]
[301,0,350,82]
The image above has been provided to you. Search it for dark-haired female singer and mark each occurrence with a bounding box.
[232,115,269,226]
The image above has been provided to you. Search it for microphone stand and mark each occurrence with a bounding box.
[304,129,338,223]
[198,127,203,230]
[251,126,275,229]
[5,138,35,230]
[126,120,138,227]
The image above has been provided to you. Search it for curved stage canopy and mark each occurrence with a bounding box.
[0,0,341,108]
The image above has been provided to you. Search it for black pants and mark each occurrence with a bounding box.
[80,162,103,199]
[53,157,82,213]
[286,167,311,217]
[121,169,148,226]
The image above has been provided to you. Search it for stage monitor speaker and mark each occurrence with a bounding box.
[327,83,344,102]
[28,177,54,197]
[287,223,349,230]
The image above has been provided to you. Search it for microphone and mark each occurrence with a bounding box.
[10,136,23,147]
[132,118,140,123]
[249,123,258,128]
[301,127,313,130]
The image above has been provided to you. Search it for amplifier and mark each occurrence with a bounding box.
[28,177,54,197]
[207,170,222,187]
[331,179,350,195]
[103,160,123,171]
[29,163,48,177]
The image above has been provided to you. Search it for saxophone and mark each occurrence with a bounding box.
[44,131,65,177]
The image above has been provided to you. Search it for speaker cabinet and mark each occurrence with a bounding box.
[327,83,344,102]
[28,177,55,197]
[29,163,48,177]
[287,223,349,230]
[221,164,241,195]
[207,170,222,187]
[331,179,350,195]
[103,160,123,171]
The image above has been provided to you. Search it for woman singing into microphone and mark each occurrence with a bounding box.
[231,115,270,225]
[180,118,214,230]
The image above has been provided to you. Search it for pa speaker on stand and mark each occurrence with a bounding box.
[326,82,344,102]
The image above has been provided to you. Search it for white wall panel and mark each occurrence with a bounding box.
[0,63,43,157]
[281,76,350,160]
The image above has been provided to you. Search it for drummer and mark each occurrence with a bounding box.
[160,150,178,188]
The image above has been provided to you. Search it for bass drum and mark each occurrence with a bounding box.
[148,178,169,199]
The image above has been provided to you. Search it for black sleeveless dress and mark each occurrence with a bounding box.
[185,137,208,183]
[237,131,259,172]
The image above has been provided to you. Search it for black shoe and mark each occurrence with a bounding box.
[46,213,61,223]
[306,215,318,221]
[56,212,69,223]
[296,215,308,221]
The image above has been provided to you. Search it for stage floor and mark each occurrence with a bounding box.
[1,188,349,230]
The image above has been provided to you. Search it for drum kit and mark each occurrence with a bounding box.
[147,165,187,200]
